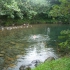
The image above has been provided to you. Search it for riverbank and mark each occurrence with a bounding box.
[32,56,70,70]
[0,18,59,27]
[0,24,33,31]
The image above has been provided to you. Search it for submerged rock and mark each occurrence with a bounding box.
[0,54,4,57]
[0,57,4,65]
[10,42,16,45]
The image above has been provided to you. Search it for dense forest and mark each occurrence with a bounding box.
[0,0,70,26]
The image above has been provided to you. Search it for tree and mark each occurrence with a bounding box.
[49,0,70,24]
[0,0,50,19]
[21,0,50,19]
[0,0,23,19]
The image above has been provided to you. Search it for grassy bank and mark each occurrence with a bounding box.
[32,57,70,70]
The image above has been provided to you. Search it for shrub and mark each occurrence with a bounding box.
[58,29,70,54]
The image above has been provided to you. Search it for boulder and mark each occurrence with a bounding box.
[31,60,41,67]
[19,60,41,70]
[19,65,31,70]
[44,57,55,62]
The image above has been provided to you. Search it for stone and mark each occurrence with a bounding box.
[44,57,55,62]
[31,60,41,67]
[19,65,31,70]
[19,65,25,70]
[19,60,41,70]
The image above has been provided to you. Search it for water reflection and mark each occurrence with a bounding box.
[47,27,50,35]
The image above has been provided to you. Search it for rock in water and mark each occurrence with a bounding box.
[19,65,25,70]
[31,60,41,67]
[44,57,55,62]
[19,65,31,70]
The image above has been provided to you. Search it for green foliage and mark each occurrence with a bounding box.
[49,0,70,17]
[0,0,21,18]
[0,0,50,19]
[58,30,70,53]
[28,11,37,19]
[32,57,70,70]
[49,0,70,24]
[5,20,13,26]
[0,0,70,25]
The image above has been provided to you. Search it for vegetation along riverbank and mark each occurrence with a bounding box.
[0,0,70,26]
[32,57,70,70]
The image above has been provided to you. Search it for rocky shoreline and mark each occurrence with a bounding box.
[0,24,32,31]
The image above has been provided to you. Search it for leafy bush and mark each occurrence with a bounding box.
[58,29,70,53]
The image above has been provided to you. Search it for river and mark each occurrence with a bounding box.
[0,24,70,70]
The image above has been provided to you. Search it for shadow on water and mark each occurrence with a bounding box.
[0,24,70,70]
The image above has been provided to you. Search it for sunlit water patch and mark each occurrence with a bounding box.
[23,34,50,42]
[9,47,57,70]
[7,34,58,70]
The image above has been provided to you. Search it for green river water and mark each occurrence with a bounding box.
[0,24,70,70]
